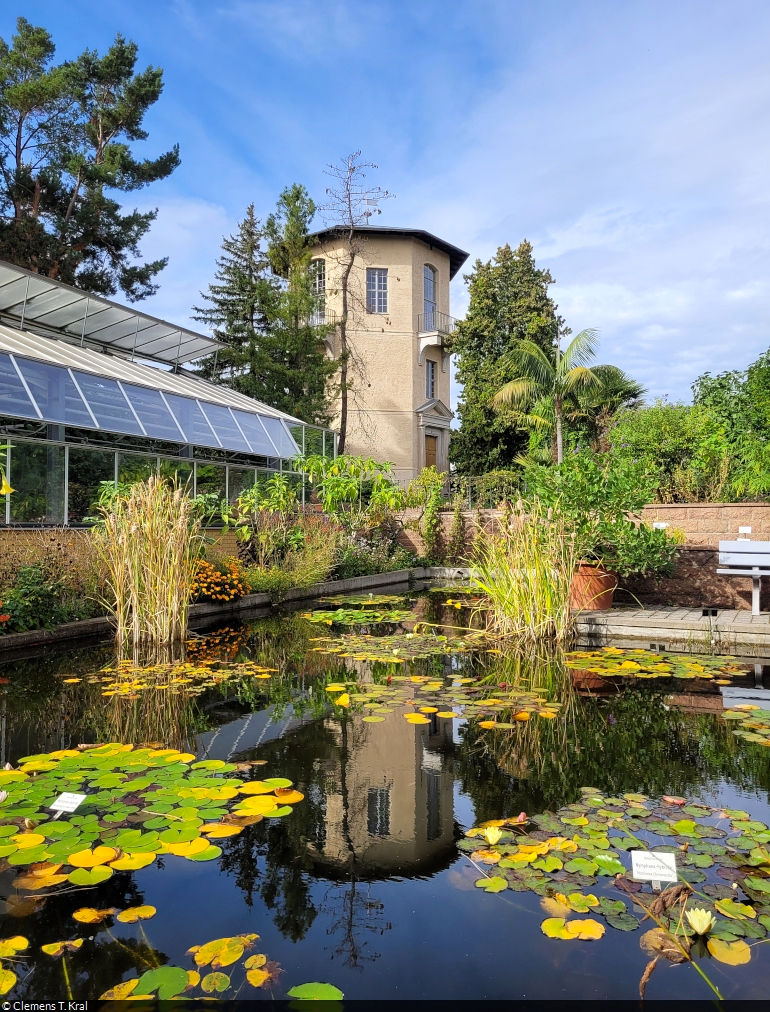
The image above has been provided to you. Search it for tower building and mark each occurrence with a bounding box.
[311,227,468,480]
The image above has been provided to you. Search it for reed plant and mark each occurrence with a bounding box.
[469,498,576,644]
[94,476,203,650]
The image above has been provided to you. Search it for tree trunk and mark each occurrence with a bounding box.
[555,397,563,464]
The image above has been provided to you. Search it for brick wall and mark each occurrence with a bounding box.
[640,502,770,547]
[396,508,500,558]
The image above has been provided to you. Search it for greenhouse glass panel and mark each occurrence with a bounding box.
[118,453,157,483]
[195,462,226,498]
[15,358,93,427]
[124,385,184,441]
[0,355,39,420]
[72,372,143,435]
[163,393,220,448]
[9,441,65,523]
[159,457,193,490]
[303,427,324,456]
[227,466,256,501]
[231,411,275,455]
[198,402,251,452]
[260,416,299,458]
[67,447,115,523]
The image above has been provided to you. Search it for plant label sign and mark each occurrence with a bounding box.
[631,850,677,890]
[49,792,87,816]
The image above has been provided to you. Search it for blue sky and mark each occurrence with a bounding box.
[3,1,769,405]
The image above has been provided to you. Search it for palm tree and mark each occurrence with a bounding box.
[492,329,602,463]
[566,364,646,451]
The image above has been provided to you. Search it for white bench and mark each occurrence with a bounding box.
[717,540,770,616]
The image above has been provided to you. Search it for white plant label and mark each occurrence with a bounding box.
[631,850,677,889]
[49,792,87,814]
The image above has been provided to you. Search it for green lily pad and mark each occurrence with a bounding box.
[68,866,113,886]
[564,858,598,876]
[136,966,189,1000]
[287,983,345,1000]
[475,876,508,892]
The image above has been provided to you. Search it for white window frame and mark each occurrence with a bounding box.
[424,264,437,326]
[366,268,388,314]
[426,358,436,399]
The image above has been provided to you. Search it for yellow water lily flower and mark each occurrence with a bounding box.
[685,907,717,935]
[483,826,502,846]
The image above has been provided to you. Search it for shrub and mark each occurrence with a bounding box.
[191,558,251,603]
[245,514,340,601]
[0,565,70,633]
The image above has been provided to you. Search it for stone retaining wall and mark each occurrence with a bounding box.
[640,502,770,547]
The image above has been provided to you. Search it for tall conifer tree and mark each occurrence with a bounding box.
[194,190,335,426]
[448,240,564,474]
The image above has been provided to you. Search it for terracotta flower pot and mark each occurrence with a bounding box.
[570,562,617,611]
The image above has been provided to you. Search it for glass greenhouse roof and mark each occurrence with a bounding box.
[0,326,303,459]
[0,261,224,365]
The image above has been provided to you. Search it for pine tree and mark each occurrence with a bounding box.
[263,184,337,426]
[194,191,336,426]
[0,18,179,300]
[448,240,564,474]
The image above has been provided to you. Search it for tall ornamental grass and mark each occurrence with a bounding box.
[94,476,203,650]
[469,500,576,644]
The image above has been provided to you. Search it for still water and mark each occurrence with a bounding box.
[0,588,769,1001]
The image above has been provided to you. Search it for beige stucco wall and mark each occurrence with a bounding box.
[312,232,455,479]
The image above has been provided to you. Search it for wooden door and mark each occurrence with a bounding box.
[425,435,437,469]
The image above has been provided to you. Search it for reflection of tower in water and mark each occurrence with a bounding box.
[309,710,456,877]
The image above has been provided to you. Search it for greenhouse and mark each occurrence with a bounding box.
[0,260,333,525]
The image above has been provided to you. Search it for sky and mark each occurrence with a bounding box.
[3,0,770,407]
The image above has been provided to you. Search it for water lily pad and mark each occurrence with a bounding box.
[201,971,230,993]
[116,905,156,923]
[68,866,113,886]
[136,965,189,999]
[707,937,751,965]
[475,876,508,892]
[287,982,345,1000]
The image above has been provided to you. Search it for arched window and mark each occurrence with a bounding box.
[423,265,437,329]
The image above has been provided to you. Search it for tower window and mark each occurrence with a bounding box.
[426,359,436,399]
[366,268,388,314]
[367,787,390,836]
[310,259,325,294]
[424,264,437,329]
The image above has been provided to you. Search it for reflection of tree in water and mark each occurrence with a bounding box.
[1,870,157,1001]
[456,650,770,822]
[218,715,391,963]
[320,879,390,971]
[217,719,338,941]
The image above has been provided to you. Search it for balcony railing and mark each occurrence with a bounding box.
[308,308,339,328]
[418,311,457,336]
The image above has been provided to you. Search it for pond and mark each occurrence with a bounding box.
[0,585,769,1001]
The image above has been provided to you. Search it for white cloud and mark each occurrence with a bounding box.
[131,197,232,330]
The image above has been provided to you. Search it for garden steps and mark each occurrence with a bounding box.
[576,606,770,657]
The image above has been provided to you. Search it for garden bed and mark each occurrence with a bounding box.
[0,567,468,657]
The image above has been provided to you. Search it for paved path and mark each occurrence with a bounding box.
[575,606,770,657]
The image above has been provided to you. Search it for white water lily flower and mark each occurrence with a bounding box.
[685,907,716,935]
[483,826,502,846]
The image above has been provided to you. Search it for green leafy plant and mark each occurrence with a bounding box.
[522,452,680,578]
[0,565,69,633]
